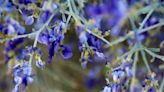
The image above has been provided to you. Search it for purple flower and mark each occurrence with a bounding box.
[13,76,22,85]
[24,16,34,25]
[42,1,57,12]
[18,0,37,5]
[12,61,34,91]
[84,66,102,89]
[3,16,25,35]
[36,58,45,69]
[112,83,121,92]
[48,41,59,63]
[4,38,24,64]
[95,51,105,60]
[112,70,124,82]
[79,32,87,43]
[61,45,73,59]
[12,84,20,92]
[7,24,16,35]
[120,59,133,78]
[81,60,88,69]
[38,33,49,44]
[148,86,156,92]
[101,79,111,92]
[84,0,128,36]
[46,22,66,63]
[47,34,63,62]
[144,17,160,28]
[3,1,14,13]
[134,30,144,44]
[38,11,51,23]
[101,86,111,92]
[0,0,4,6]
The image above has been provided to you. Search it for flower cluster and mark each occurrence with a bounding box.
[0,0,164,92]
[12,61,33,92]
[100,58,133,92]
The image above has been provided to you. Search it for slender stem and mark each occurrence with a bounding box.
[67,0,73,13]
[86,29,112,46]
[64,6,164,48]
[62,13,67,22]
[148,48,160,52]
[0,9,58,43]
[0,31,38,43]
[129,16,136,29]
[133,51,139,78]
[62,10,85,23]
[137,2,161,15]
[144,48,164,61]
[159,64,164,69]
[138,9,154,31]
[141,50,151,72]
[70,0,79,14]
[67,0,112,46]
[117,45,137,60]
[63,15,72,34]
[159,78,164,92]
[130,51,138,92]
[110,22,164,46]
[29,13,55,65]
[129,16,138,92]
[111,8,155,46]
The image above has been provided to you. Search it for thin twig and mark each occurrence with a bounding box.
[110,22,164,46]
[130,51,139,92]
[117,45,137,60]
[29,13,55,66]
[144,48,164,61]
[141,50,151,72]
[139,9,154,31]
[159,78,164,92]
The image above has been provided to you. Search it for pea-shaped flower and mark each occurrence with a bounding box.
[24,16,34,25]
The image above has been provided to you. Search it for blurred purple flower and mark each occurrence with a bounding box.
[12,61,34,91]
[24,16,34,25]
[61,45,73,59]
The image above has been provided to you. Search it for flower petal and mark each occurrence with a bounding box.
[61,46,73,59]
